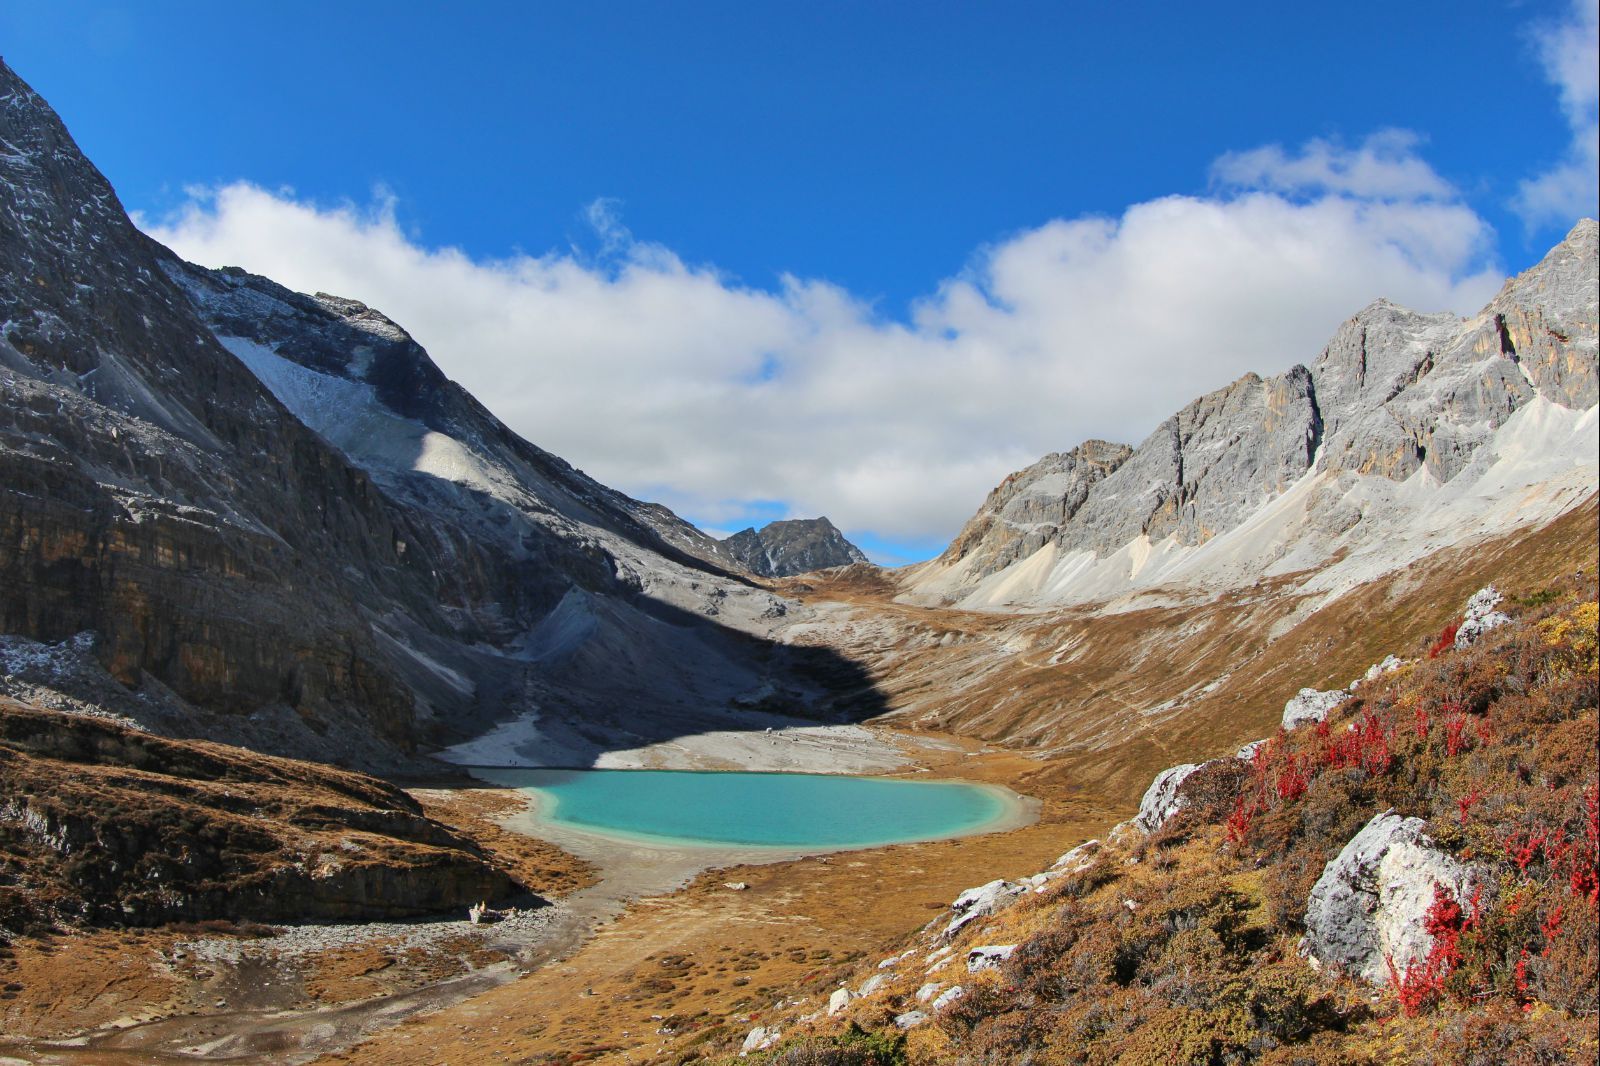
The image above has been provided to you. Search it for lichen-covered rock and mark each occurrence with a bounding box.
[1455,586,1512,648]
[943,878,1026,938]
[914,982,942,1004]
[827,987,855,1015]
[1134,763,1199,833]
[931,985,967,1011]
[1283,687,1347,730]
[893,1010,929,1030]
[1302,809,1486,985]
[1236,739,1267,761]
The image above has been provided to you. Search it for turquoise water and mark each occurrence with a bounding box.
[479,768,1014,848]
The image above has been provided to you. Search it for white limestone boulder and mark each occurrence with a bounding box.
[943,878,1026,939]
[1455,586,1512,649]
[740,1025,780,1053]
[1282,687,1347,730]
[857,973,890,996]
[827,986,855,1016]
[1133,763,1199,833]
[1302,809,1486,985]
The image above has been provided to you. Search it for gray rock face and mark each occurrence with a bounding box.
[1283,687,1348,730]
[924,219,1598,597]
[721,517,868,577]
[1133,763,1200,833]
[1302,810,1485,986]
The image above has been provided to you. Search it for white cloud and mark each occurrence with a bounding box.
[1514,0,1599,228]
[144,137,1502,552]
[1212,130,1456,201]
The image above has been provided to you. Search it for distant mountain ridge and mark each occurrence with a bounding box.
[720,517,869,578]
[907,220,1598,610]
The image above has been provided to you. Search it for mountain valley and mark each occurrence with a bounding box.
[0,55,1595,1066]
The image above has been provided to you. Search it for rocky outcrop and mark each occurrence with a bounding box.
[721,517,868,577]
[934,440,1132,576]
[1455,586,1512,648]
[1301,810,1486,985]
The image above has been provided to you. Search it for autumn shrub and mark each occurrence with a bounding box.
[755,1024,907,1066]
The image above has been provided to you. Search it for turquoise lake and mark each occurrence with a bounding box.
[477,769,1017,848]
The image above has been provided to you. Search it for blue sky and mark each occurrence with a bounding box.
[4,1,1596,563]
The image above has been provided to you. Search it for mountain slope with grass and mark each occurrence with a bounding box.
[712,575,1598,1064]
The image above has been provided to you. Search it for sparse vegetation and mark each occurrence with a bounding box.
[744,576,1598,1064]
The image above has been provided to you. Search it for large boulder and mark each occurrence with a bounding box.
[1134,763,1199,833]
[1302,810,1486,985]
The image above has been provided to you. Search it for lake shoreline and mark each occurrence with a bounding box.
[475,765,1038,855]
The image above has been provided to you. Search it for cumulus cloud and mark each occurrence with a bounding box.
[1514,0,1599,228]
[144,137,1502,555]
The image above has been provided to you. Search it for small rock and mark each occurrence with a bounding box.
[740,1025,780,1053]
[1049,839,1101,873]
[723,881,749,891]
[1282,687,1347,730]
[1355,654,1407,689]
[858,973,890,996]
[931,985,966,1011]
[827,986,855,1016]
[1235,739,1267,761]
[966,944,1016,973]
[915,982,942,1003]
[893,1010,928,1030]
[943,878,1026,939]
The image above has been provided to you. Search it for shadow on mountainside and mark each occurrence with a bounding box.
[412,584,896,775]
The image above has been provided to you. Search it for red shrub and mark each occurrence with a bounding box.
[1429,623,1460,658]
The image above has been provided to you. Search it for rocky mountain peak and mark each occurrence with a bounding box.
[722,517,869,578]
[909,221,1597,609]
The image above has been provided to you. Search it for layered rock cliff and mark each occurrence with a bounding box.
[721,517,869,577]
[0,60,854,773]
[908,220,1599,609]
